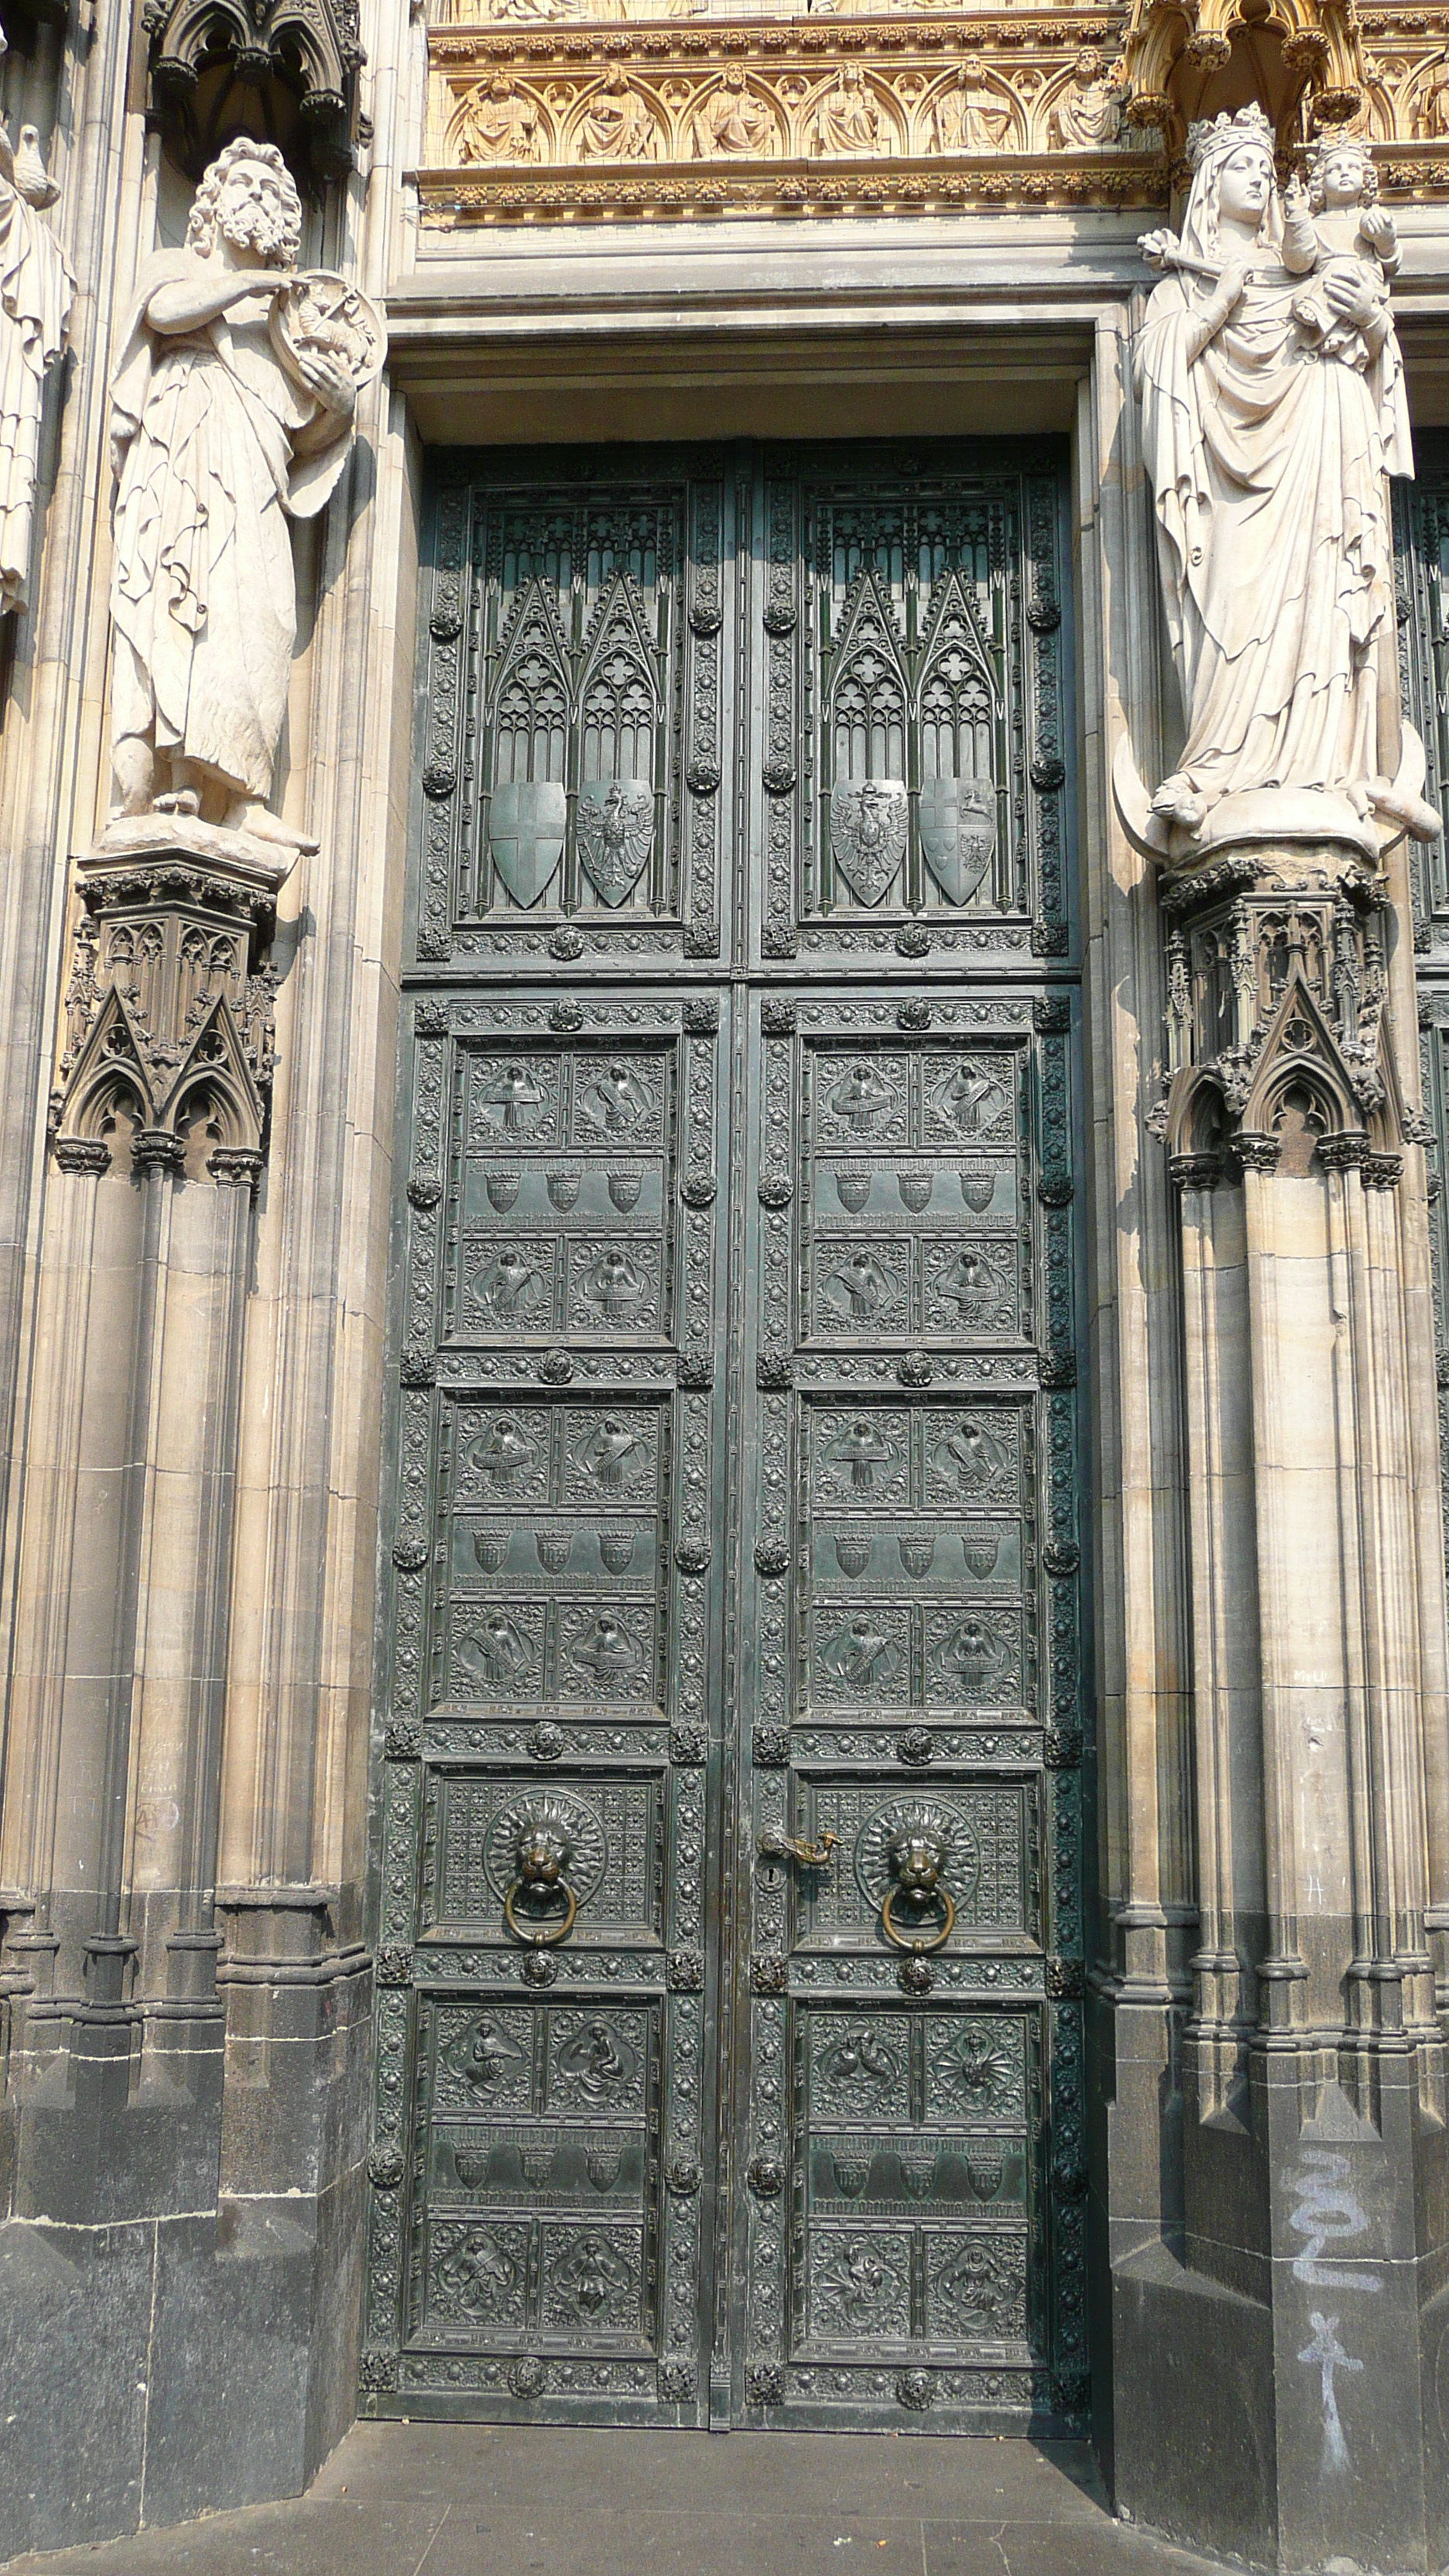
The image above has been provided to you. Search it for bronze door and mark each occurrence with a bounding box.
[362,444,1088,2434]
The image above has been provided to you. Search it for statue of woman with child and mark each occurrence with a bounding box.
[1121,103,1439,858]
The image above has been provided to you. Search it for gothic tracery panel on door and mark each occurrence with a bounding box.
[367,443,1085,2438]
[757,447,1071,967]
[416,457,730,968]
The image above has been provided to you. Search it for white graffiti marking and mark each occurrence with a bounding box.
[1287,2149,1382,2292]
[1298,2311,1362,2475]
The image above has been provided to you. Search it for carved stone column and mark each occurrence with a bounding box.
[0,820,283,2509]
[1116,821,1449,2573]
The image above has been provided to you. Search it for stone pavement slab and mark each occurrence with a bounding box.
[0,2427,1226,2576]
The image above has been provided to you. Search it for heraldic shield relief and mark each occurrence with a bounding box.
[486,783,568,909]
[830,779,909,907]
[918,776,997,908]
[577,778,655,908]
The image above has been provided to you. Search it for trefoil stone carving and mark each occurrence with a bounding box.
[145,0,366,196]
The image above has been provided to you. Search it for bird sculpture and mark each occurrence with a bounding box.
[14,127,60,208]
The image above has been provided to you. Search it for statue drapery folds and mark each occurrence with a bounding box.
[0,109,73,618]
[1125,106,1437,858]
[107,139,380,854]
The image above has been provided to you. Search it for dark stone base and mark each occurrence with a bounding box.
[1098,1984,1449,2576]
[0,2174,365,2556]
[0,1907,370,2560]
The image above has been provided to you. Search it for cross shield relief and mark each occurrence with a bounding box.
[486,782,567,909]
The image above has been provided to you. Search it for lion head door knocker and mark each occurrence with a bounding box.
[856,1800,971,1994]
[504,1802,579,1953]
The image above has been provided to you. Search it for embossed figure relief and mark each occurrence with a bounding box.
[804,1042,1024,1345]
[451,1041,673,1345]
[741,975,1082,2428]
[371,983,718,2417]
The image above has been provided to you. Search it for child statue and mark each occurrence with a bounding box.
[1283,136,1400,371]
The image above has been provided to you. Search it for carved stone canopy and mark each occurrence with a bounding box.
[1119,0,1366,158]
[143,0,365,193]
[1151,844,1416,1190]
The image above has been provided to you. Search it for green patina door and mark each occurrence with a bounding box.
[361,441,1090,2434]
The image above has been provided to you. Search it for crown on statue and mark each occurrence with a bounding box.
[1185,101,1274,176]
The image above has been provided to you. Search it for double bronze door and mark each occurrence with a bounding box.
[362,441,1088,2433]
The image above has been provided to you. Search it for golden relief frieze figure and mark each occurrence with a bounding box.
[688,67,781,156]
[809,61,889,153]
[1049,46,1125,146]
[421,10,1160,213]
[453,71,547,158]
[420,0,1449,222]
[930,58,1019,152]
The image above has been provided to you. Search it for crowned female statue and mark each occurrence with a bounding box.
[108,140,377,852]
[1131,104,1437,851]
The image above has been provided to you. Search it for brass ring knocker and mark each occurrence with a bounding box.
[877,1813,956,1964]
[880,1882,956,1956]
[504,1875,578,1948]
[504,1811,580,1950]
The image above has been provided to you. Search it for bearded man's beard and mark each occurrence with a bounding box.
[221,205,290,262]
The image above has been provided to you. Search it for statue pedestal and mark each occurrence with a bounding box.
[52,817,287,1180]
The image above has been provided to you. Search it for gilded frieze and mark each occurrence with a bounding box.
[418,0,1449,224]
[418,12,1173,221]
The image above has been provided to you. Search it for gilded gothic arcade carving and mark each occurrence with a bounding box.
[416,0,1449,228]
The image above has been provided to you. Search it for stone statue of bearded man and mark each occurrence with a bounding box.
[108,139,357,851]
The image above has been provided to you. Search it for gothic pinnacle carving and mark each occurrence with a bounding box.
[1157,856,1411,1185]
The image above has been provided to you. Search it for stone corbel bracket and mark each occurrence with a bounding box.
[142,0,366,192]
[48,834,287,1189]
[1150,841,1415,1189]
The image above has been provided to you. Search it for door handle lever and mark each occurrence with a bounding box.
[757,1828,838,1872]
